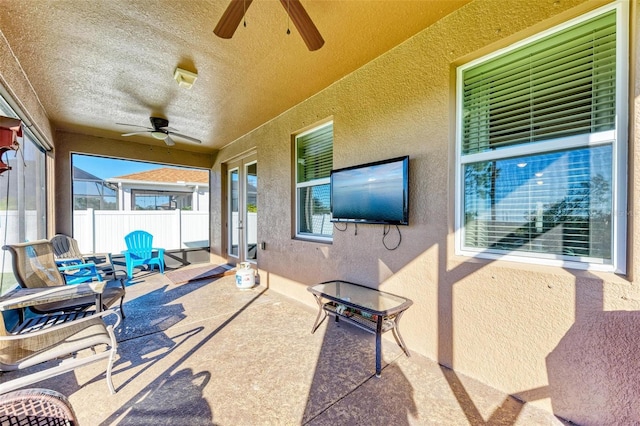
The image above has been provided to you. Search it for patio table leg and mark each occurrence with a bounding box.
[310,295,328,334]
[375,316,383,378]
[391,311,410,357]
[95,293,103,312]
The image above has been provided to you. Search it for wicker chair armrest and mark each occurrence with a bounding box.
[0,309,121,340]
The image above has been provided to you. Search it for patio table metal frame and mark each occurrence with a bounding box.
[308,280,413,377]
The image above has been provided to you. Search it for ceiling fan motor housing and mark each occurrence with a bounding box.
[118,116,200,145]
[150,117,169,129]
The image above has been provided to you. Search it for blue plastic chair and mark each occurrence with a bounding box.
[122,230,165,279]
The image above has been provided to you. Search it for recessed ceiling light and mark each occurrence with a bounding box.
[173,67,198,89]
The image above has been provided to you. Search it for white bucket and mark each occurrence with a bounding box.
[235,263,255,289]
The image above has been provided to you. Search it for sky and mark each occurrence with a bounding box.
[72,154,191,179]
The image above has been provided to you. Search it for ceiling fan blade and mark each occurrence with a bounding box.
[121,131,151,137]
[279,0,324,51]
[169,132,202,144]
[164,135,176,146]
[116,123,153,130]
[214,0,254,39]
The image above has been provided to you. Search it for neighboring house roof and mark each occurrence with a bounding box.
[73,166,103,181]
[111,168,209,184]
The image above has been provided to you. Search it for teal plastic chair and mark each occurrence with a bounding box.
[122,230,165,279]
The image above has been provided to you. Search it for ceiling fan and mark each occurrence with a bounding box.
[214,0,324,51]
[117,117,202,147]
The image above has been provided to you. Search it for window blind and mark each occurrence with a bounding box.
[297,123,333,183]
[462,10,616,155]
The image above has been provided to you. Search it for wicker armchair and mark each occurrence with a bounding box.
[3,240,126,319]
[0,388,79,425]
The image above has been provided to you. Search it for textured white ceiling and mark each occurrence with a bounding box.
[0,0,469,152]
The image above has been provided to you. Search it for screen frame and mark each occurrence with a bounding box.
[330,155,409,226]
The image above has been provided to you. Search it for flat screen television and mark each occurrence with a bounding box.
[330,155,409,225]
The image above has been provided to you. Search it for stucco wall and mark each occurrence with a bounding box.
[0,28,54,148]
[213,0,640,423]
[0,23,57,235]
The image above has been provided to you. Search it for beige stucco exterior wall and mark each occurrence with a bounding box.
[212,0,640,423]
[0,30,54,148]
[0,23,57,235]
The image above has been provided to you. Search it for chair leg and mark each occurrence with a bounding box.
[105,326,118,395]
[119,296,126,319]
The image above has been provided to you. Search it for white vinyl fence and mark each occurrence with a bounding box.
[73,209,210,253]
[0,209,209,280]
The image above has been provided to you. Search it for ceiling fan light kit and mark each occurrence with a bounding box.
[173,67,198,89]
[151,131,168,140]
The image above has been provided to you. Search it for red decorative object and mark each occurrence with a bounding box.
[0,116,21,175]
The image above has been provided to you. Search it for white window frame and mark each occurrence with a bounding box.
[294,121,333,242]
[454,2,628,273]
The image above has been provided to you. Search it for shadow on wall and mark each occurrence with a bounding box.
[437,234,640,423]
[546,295,640,423]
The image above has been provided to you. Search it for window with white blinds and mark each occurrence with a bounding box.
[295,122,333,240]
[457,4,627,271]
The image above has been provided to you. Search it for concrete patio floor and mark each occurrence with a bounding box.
[3,265,571,425]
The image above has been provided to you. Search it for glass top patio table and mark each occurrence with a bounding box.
[308,280,412,315]
[307,280,413,377]
[0,281,106,312]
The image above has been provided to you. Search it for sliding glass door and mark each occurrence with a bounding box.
[226,154,257,264]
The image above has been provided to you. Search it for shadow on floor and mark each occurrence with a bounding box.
[302,317,416,425]
[99,281,267,425]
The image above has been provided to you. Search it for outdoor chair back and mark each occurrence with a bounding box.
[5,240,66,289]
[3,241,126,319]
[122,230,165,278]
[51,234,118,281]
